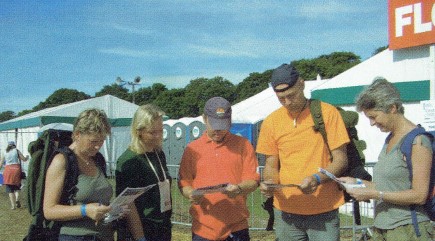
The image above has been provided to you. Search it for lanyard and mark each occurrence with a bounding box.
[144,151,167,182]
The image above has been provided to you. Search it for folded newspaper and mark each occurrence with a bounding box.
[104,184,155,223]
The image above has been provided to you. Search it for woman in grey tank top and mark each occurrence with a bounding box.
[339,78,433,240]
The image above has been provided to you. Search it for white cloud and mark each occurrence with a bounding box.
[110,23,154,36]
[99,47,153,58]
[189,45,258,58]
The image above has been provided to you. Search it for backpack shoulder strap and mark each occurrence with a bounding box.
[310,99,326,138]
[310,99,332,159]
[56,146,79,205]
[400,125,429,180]
[95,152,107,178]
[399,124,433,237]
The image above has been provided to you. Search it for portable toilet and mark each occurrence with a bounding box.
[169,121,187,177]
[187,119,205,143]
[162,123,172,167]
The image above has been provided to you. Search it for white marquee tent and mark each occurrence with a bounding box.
[0,95,139,175]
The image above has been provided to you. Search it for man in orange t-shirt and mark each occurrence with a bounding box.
[179,96,260,241]
[257,64,349,241]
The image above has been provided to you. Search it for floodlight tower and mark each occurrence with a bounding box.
[116,76,142,104]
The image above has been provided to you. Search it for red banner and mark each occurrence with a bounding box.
[389,0,435,50]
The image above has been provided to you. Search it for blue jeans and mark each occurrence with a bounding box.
[192,228,250,241]
[274,208,340,241]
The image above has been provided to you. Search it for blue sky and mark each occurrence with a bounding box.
[0,1,388,114]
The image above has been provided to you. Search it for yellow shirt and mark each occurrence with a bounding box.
[257,102,349,215]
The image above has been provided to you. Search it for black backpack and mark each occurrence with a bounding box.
[23,128,106,241]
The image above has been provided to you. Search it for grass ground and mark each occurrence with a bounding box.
[0,180,371,241]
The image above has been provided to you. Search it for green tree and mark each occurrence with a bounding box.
[234,70,272,103]
[17,109,33,117]
[134,87,153,105]
[292,52,361,80]
[32,88,91,112]
[183,77,236,117]
[134,83,168,106]
[372,46,389,56]
[154,88,185,119]
[95,84,129,100]
[0,111,15,122]
[149,83,168,100]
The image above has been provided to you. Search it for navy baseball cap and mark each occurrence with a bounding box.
[271,64,300,92]
[204,97,232,130]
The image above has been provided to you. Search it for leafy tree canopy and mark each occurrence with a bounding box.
[234,70,272,103]
[182,77,236,117]
[372,46,388,56]
[0,111,15,122]
[32,88,90,112]
[95,84,129,101]
[292,51,361,80]
[154,88,186,119]
[135,83,168,106]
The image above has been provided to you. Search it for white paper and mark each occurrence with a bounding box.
[104,185,155,223]
[318,167,365,189]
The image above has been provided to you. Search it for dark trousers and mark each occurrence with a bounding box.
[142,219,172,241]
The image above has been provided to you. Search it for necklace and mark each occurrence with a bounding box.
[77,155,90,166]
[293,98,308,128]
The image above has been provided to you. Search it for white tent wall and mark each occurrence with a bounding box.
[0,95,139,176]
[103,126,132,176]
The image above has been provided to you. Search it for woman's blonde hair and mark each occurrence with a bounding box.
[73,108,111,139]
[130,104,165,154]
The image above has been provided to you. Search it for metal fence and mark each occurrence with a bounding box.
[168,162,376,232]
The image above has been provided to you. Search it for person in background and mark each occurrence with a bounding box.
[178,96,260,241]
[116,104,172,241]
[0,141,29,210]
[339,78,433,240]
[257,63,349,241]
[43,108,145,241]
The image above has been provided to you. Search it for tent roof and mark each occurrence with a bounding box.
[164,116,203,126]
[232,87,279,124]
[0,95,139,131]
[311,47,432,105]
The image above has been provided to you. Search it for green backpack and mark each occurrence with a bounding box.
[310,99,372,226]
[309,99,371,183]
[24,129,106,241]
